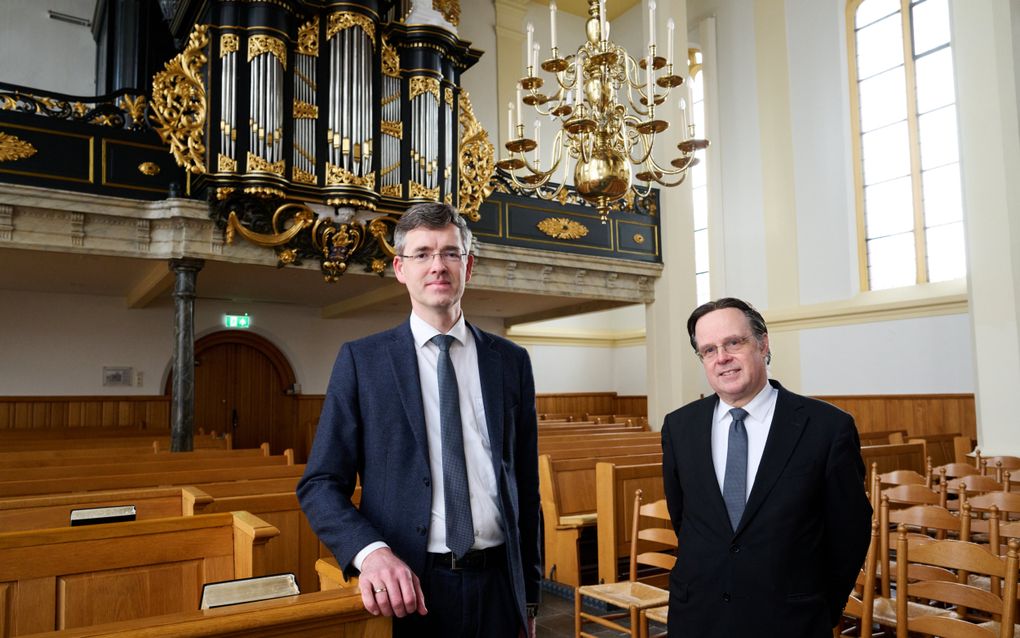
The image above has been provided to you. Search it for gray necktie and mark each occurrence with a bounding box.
[431,334,474,558]
[722,407,749,531]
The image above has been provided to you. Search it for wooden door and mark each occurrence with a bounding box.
[168,332,296,452]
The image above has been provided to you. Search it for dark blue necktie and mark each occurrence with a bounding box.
[722,407,749,531]
[431,334,474,558]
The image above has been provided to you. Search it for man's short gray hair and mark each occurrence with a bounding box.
[394,203,473,255]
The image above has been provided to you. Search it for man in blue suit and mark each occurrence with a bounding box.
[298,203,541,638]
[661,297,872,637]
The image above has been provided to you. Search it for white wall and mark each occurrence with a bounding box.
[0,0,96,95]
[525,341,647,394]
[460,0,500,143]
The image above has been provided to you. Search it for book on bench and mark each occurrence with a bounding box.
[200,573,300,609]
[69,505,137,526]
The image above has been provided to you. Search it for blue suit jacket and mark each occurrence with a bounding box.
[661,380,872,637]
[297,320,542,625]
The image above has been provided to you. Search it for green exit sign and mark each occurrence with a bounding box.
[224,314,251,329]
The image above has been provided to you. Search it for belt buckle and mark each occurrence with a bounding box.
[449,553,461,571]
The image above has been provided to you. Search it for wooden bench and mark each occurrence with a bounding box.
[539,432,660,453]
[0,511,278,635]
[903,433,969,468]
[538,452,662,587]
[0,463,307,498]
[0,433,232,453]
[0,450,294,482]
[0,443,270,469]
[857,429,909,446]
[0,487,193,531]
[18,589,390,638]
[595,461,667,585]
[860,442,926,476]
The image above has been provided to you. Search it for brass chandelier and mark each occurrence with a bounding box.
[496,0,708,223]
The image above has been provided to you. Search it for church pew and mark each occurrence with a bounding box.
[0,443,270,469]
[0,450,294,482]
[905,433,967,469]
[0,463,306,498]
[0,511,278,635]
[0,432,231,452]
[0,486,192,532]
[538,432,660,454]
[538,424,645,436]
[17,589,390,638]
[540,442,662,461]
[539,452,662,587]
[595,461,667,585]
[316,556,355,590]
[859,442,925,476]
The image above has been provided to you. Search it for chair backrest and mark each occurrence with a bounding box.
[966,491,1020,518]
[895,528,1018,638]
[879,469,929,488]
[934,463,981,482]
[841,516,879,638]
[983,456,1020,482]
[879,496,967,597]
[948,473,1007,496]
[882,483,946,508]
[628,489,677,584]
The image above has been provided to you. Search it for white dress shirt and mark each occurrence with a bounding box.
[711,382,779,500]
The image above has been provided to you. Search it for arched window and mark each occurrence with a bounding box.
[847,0,964,291]
[689,48,709,304]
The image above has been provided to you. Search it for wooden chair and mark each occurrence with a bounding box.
[934,463,982,484]
[948,473,1009,498]
[575,489,674,638]
[894,527,1019,638]
[882,483,947,509]
[878,496,970,600]
[966,492,1020,535]
[880,469,930,489]
[834,516,880,638]
[981,456,1020,483]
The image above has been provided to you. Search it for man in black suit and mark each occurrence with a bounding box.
[661,297,871,637]
[297,203,541,638]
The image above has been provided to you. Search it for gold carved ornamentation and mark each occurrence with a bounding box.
[1,95,18,110]
[293,99,318,119]
[278,248,298,264]
[381,37,399,77]
[409,77,440,101]
[409,181,440,201]
[242,185,286,198]
[151,24,209,174]
[216,187,235,200]
[325,196,376,210]
[0,131,38,162]
[297,17,319,56]
[367,216,398,257]
[326,162,375,189]
[248,35,287,70]
[226,203,316,247]
[246,151,284,175]
[71,101,89,117]
[119,94,147,124]
[292,166,316,184]
[218,153,237,173]
[220,34,239,57]
[327,12,376,45]
[633,233,646,245]
[380,183,402,197]
[537,217,590,240]
[380,120,402,139]
[371,258,387,273]
[457,91,494,222]
[432,0,460,26]
[444,88,453,108]
[138,162,160,176]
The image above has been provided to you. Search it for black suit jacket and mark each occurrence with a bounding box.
[297,320,542,626]
[661,380,872,637]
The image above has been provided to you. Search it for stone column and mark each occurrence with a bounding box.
[169,258,204,452]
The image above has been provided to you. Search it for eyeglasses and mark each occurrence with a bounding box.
[696,335,754,361]
[398,250,467,265]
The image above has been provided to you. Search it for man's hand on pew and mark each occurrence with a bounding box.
[359,547,427,618]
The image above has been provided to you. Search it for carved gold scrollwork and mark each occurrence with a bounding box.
[246,151,284,175]
[381,37,399,78]
[367,216,398,257]
[248,35,287,70]
[138,162,160,176]
[326,162,375,189]
[409,181,440,201]
[118,94,147,124]
[0,131,38,162]
[151,24,209,174]
[218,153,237,173]
[432,0,461,26]
[293,99,318,119]
[380,184,402,197]
[297,17,319,56]
[380,120,402,139]
[457,91,494,222]
[292,166,316,184]
[327,12,376,45]
[226,203,316,247]
[537,217,590,240]
[220,34,239,57]
[409,77,440,101]
[444,87,453,108]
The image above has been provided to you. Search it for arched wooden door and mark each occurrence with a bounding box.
[167,331,296,452]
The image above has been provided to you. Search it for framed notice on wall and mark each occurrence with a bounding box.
[102,366,133,387]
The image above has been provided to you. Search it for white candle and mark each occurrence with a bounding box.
[534,43,541,71]
[526,22,534,70]
[599,0,607,42]
[647,56,654,111]
[648,1,656,49]
[679,97,687,134]
[550,2,558,52]
[574,57,582,105]
[534,119,541,164]
[516,88,523,128]
[508,102,514,141]
[667,19,675,67]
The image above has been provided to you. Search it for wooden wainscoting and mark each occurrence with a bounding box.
[816,393,976,439]
[535,392,648,421]
[298,395,326,462]
[0,395,171,430]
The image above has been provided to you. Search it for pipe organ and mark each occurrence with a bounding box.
[151,0,492,281]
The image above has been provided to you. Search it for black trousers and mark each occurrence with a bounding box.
[393,546,521,638]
